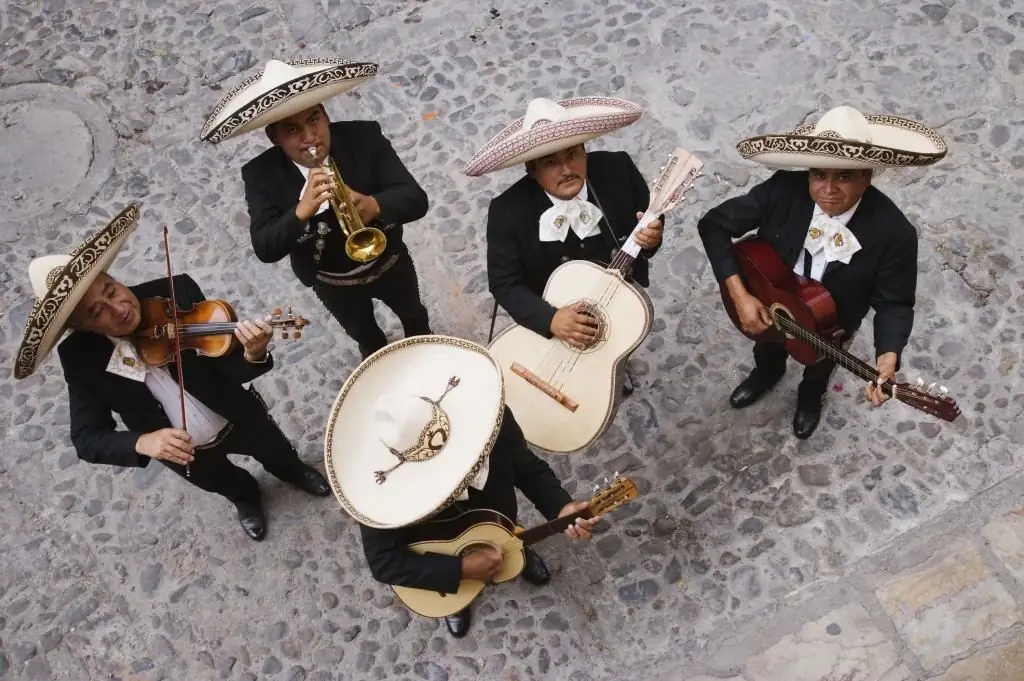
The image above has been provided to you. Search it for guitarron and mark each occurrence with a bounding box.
[721,237,961,422]
[392,475,638,618]
[489,149,704,453]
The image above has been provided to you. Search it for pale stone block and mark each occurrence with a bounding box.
[982,511,1024,583]
[874,540,1022,670]
[933,635,1024,681]
[745,602,911,681]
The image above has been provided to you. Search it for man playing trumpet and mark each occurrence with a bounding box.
[201,59,433,360]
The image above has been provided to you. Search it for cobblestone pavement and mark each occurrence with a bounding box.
[1,0,1023,679]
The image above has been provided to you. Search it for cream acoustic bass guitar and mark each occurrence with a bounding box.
[392,475,638,618]
[489,149,704,453]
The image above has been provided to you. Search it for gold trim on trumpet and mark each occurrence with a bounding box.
[309,146,387,263]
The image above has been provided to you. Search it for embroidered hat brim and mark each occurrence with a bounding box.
[462,97,643,177]
[737,116,948,169]
[200,58,379,144]
[14,204,140,380]
[323,335,505,529]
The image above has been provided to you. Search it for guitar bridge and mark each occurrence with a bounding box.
[510,363,579,412]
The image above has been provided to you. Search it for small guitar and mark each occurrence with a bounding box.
[721,238,961,422]
[489,148,705,454]
[392,476,639,618]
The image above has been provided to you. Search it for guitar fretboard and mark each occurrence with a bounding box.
[517,509,595,546]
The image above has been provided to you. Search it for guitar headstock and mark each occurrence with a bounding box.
[892,377,961,422]
[648,148,704,215]
[269,306,309,340]
[588,473,639,516]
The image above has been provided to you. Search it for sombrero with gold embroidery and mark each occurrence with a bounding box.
[14,204,140,380]
[462,96,643,176]
[737,105,947,169]
[324,335,505,529]
[200,58,378,144]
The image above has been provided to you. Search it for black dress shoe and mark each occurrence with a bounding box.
[793,396,823,440]
[286,465,331,497]
[444,607,471,638]
[729,369,784,408]
[236,501,266,541]
[520,547,551,586]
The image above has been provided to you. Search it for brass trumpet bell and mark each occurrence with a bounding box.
[310,147,388,264]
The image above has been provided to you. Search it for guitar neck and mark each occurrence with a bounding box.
[772,315,895,394]
[517,509,595,546]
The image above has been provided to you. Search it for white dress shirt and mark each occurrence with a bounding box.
[793,200,862,281]
[539,184,604,242]
[106,338,228,446]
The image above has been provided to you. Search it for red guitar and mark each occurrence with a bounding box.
[720,237,961,422]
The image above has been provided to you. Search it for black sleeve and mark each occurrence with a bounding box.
[364,122,429,226]
[696,172,780,282]
[359,523,464,594]
[486,200,557,337]
[871,226,918,371]
[623,151,664,259]
[243,161,307,264]
[59,347,150,469]
[503,410,572,520]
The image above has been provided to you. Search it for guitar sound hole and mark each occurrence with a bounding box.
[564,300,608,352]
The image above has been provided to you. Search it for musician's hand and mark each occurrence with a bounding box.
[559,501,600,539]
[461,547,504,582]
[237,316,273,361]
[295,168,334,222]
[550,305,600,349]
[136,428,194,466]
[633,212,663,250]
[348,190,381,223]
[865,352,898,406]
[734,291,772,335]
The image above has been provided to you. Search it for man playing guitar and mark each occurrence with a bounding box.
[698,106,947,439]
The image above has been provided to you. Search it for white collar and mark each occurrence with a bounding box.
[544,183,589,206]
[813,199,860,225]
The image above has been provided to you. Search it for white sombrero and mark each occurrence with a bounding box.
[200,58,379,144]
[737,105,947,170]
[462,96,643,177]
[324,335,505,529]
[13,204,140,380]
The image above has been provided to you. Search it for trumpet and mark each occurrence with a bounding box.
[308,146,387,263]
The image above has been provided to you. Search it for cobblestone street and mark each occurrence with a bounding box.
[1,0,1023,679]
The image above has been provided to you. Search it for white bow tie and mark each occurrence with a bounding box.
[456,459,490,501]
[106,338,149,382]
[805,212,861,264]
[538,197,603,242]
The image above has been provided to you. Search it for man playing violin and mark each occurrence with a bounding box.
[466,97,664,394]
[14,206,331,541]
[697,106,946,438]
[201,59,432,361]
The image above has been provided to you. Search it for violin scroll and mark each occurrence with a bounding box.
[271,306,308,340]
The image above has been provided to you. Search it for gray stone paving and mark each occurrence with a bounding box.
[1,0,1023,679]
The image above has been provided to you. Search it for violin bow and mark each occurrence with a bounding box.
[162,227,191,479]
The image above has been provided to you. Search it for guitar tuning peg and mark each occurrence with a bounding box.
[613,470,620,478]
[915,377,924,387]
[593,484,600,493]
[928,382,937,393]
[603,476,609,485]
[272,306,282,316]
[293,330,302,340]
[939,385,948,396]
[281,331,289,339]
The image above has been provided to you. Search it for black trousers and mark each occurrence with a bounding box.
[314,246,432,358]
[160,420,305,506]
[752,341,838,400]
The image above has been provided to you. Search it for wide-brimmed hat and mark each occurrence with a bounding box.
[324,335,505,529]
[462,96,643,177]
[200,58,379,144]
[14,204,140,380]
[736,105,947,169]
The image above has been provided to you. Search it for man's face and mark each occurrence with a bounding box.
[69,273,141,337]
[527,144,588,200]
[268,105,332,167]
[808,168,872,216]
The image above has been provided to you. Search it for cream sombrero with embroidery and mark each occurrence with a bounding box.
[462,96,643,176]
[14,204,140,380]
[200,58,379,144]
[324,335,505,529]
[737,105,947,170]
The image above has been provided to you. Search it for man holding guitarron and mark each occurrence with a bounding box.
[698,106,948,438]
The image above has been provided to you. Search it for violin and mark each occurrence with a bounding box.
[133,298,308,367]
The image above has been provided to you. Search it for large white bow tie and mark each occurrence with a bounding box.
[105,338,148,382]
[804,212,861,264]
[538,197,603,242]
